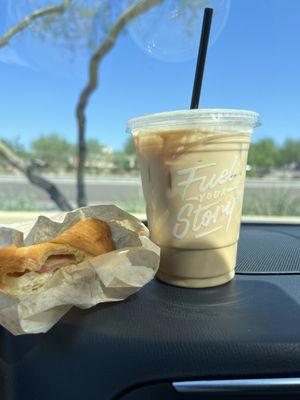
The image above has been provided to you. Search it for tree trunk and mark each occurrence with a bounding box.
[76,107,87,207]
[0,141,72,211]
[75,0,163,207]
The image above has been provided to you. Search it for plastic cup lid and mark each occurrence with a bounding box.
[127,109,260,133]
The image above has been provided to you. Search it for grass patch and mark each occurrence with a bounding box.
[117,189,146,214]
[0,195,40,211]
[243,189,300,216]
[0,188,299,217]
[119,189,300,217]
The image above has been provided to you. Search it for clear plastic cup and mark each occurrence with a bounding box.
[127,109,260,288]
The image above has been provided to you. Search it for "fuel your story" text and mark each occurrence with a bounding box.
[172,156,241,239]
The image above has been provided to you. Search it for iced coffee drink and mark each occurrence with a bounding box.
[127,109,260,288]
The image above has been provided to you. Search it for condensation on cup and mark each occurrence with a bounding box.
[127,109,260,288]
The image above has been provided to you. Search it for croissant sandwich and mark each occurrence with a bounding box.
[0,218,116,295]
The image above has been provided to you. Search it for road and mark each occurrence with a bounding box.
[0,175,142,209]
[0,174,299,209]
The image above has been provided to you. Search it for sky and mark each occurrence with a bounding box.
[0,0,300,151]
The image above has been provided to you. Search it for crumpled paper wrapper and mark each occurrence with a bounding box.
[0,205,160,335]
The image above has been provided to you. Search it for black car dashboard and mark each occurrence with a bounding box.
[0,223,300,400]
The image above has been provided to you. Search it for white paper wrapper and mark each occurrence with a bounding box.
[0,205,160,335]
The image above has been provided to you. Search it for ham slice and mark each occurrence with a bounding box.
[8,270,29,277]
[39,254,76,273]
[7,254,76,277]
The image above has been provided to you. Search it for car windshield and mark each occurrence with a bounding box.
[0,0,299,224]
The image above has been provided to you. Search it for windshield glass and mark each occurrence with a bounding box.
[0,0,299,224]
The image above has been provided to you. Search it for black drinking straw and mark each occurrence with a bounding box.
[190,8,213,109]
